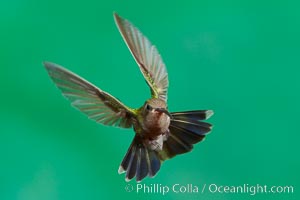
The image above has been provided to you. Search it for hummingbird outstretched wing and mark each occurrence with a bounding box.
[44,62,136,128]
[114,13,169,102]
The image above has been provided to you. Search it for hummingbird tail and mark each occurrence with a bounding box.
[159,110,213,160]
[118,136,161,182]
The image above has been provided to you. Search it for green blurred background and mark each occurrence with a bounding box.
[0,0,299,199]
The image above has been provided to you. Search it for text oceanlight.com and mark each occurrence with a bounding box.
[124,183,294,195]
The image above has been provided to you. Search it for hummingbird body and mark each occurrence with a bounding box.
[44,13,213,182]
[134,98,171,150]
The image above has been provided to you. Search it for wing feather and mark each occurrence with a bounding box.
[44,62,136,128]
[114,13,169,101]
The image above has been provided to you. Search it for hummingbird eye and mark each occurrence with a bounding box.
[146,104,152,111]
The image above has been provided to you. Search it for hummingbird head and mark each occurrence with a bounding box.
[143,98,172,118]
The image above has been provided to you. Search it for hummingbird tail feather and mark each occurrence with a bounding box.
[119,136,161,182]
[170,110,213,121]
[159,110,213,160]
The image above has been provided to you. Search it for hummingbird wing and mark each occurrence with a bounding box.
[114,13,169,102]
[44,62,136,128]
[159,110,213,160]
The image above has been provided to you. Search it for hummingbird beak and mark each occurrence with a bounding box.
[155,108,173,119]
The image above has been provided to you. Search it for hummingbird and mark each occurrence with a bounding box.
[44,12,213,182]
